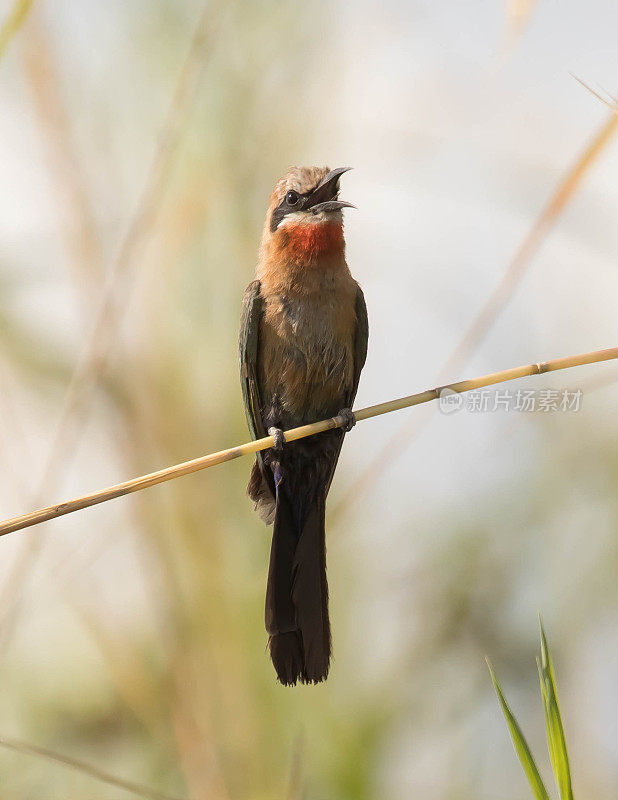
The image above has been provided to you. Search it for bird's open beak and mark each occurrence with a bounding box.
[307,167,356,214]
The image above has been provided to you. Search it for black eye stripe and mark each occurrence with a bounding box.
[270,189,307,231]
[269,178,330,232]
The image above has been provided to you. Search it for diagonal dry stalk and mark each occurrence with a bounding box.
[331,107,618,523]
[0,11,109,648]
[33,0,217,483]
[0,0,217,645]
[0,735,185,800]
[570,75,618,113]
[0,0,34,62]
[0,346,615,537]
[21,15,104,294]
[1,11,237,794]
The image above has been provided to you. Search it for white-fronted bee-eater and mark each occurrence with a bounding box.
[239,166,368,685]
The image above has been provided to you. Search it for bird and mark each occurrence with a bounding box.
[239,166,368,685]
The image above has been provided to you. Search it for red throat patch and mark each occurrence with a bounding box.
[284,222,344,262]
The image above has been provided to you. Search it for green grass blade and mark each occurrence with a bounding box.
[0,0,35,63]
[538,620,574,800]
[487,659,551,800]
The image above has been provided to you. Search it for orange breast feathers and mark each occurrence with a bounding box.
[284,221,344,262]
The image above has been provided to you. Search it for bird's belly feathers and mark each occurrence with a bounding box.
[259,292,355,422]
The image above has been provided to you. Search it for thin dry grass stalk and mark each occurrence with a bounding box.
[21,17,104,292]
[0,8,105,643]
[0,0,217,646]
[40,0,216,467]
[571,75,618,113]
[0,735,185,800]
[0,346,615,537]
[331,107,618,522]
[0,0,34,62]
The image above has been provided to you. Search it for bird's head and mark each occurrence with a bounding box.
[261,166,354,266]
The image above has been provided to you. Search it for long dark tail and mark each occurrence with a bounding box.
[265,486,330,685]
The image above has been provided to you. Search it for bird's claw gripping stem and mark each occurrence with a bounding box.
[338,408,356,433]
[268,427,286,451]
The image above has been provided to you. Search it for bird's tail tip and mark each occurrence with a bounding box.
[269,631,304,686]
[269,631,330,686]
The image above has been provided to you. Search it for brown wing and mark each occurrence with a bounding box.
[325,283,369,496]
[239,280,274,491]
[347,284,369,408]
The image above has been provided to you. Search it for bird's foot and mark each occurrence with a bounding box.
[337,407,356,433]
[268,426,286,451]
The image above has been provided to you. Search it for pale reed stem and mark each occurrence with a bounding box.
[0,346,615,538]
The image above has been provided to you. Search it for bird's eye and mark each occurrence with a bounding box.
[286,191,300,206]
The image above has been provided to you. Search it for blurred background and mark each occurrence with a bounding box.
[0,0,617,797]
